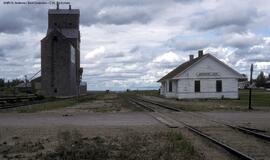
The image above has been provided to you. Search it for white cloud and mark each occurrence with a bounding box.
[255,62,270,70]
[84,46,106,59]
[223,32,262,48]
[153,51,180,63]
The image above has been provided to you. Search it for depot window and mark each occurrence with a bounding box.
[216,80,222,92]
[169,81,172,92]
[194,80,200,92]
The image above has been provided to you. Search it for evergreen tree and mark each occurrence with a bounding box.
[0,78,4,87]
[256,71,266,87]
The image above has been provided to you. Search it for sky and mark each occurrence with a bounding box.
[0,0,270,90]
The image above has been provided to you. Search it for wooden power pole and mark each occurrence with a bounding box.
[249,64,253,110]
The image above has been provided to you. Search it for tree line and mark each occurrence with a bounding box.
[0,78,25,88]
[1,72,270,89]
[256,71,270,88]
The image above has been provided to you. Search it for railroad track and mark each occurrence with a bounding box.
[0,93,93,110]
[0,99,53,109]
[135,97,270,141]
[0,98,58,109]
[129,96,270,160]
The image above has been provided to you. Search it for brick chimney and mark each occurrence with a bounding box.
[198,50,203,57]
[189,55,194,61]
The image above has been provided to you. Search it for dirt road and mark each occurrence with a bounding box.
[0,112,159,127]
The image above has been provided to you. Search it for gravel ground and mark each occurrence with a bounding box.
[161,111,270,159]
[0,112,160,127]
[3,93,270,159]
[200,111,270,132]
[144,95,270,131]
[135,95,270,159]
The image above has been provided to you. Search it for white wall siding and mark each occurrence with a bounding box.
[174,78,239,99]
[160,55,241,99]
[172,80,178,93]
[161,78,239,99]
[175,56,241,79]
[162,80,178,98]
[177,92,238,99]
[160,82,165,95]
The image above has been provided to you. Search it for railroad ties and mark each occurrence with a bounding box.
[128,96,270,160]
[0,95,50,109]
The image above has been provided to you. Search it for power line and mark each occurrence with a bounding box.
[29,70,41,81]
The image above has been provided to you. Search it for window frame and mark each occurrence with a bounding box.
[216,80,222,92]
[169,81,173,92]
[194,80,200,92]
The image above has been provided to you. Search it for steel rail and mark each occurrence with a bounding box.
[129,97,255,160]
[128,98,155,112]
[135,97,181,112]
[138,97,270,142]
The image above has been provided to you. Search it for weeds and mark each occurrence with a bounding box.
[44,130,111,160]
[0,130,202,160]
[42,130,201,160]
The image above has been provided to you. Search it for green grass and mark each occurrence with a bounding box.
[209,89,270,110]
[231,89,270,107]
[167,131,199,159]
[2,93,107,113]
[136,89,270,111]
[17,99,77,113]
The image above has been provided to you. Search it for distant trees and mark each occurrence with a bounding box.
[0,78,24,88]
[0,79,4,87]
[10,79,24,86]
[255,71,267,88]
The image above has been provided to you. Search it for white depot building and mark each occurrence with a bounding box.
[158,50,244,99]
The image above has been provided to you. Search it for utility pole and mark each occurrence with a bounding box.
[25,75,28,87]
[249,64,253,110]
[25,75,28,94]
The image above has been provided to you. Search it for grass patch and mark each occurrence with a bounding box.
[17,99,77,113]
[226,89,270,107]
[41,130,201,160]
[166,131,200,159]
[138,89,270,111]
[187,89,270,111]
[1,94,103,113]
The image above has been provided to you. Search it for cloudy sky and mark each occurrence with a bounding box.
[0,0,270,90]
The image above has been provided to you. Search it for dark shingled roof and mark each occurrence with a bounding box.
[157,54,207,82]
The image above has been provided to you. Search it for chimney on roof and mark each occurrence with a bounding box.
[56,1,59,10]
[198,50,203,57]
[69,4,71,10]
[189,55,194,61]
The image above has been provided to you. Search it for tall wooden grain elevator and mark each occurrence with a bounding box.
[41,4,86,97]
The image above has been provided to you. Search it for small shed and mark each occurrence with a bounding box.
[15,82,32,92]
[31,76,42,93]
